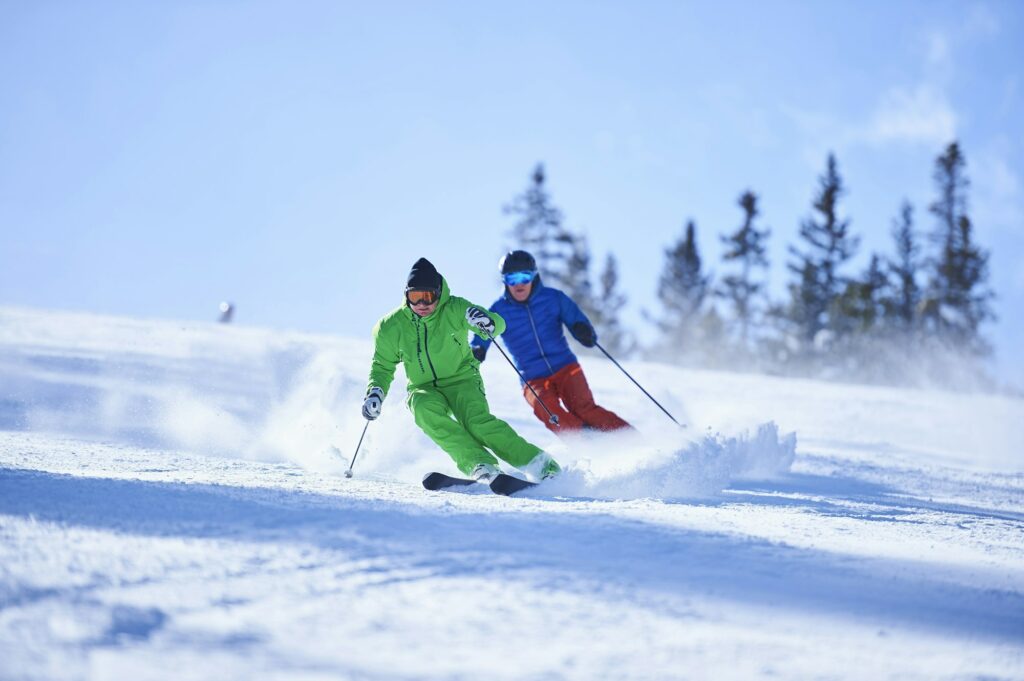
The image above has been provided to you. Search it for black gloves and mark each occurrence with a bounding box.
[572,322,596,348]
[472,345,488,363]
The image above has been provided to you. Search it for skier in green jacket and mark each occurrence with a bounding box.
[362,257,561,482]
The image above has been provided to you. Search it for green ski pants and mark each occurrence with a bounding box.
[407,376,542,475]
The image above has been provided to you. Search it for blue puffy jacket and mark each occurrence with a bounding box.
[470,278,595,382]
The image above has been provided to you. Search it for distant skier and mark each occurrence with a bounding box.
[362,257,561,482]
[470,250,631,435]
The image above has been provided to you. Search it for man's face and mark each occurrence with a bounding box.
[509,280,533,302]
[410,300,438,317]
[407,289,439,317]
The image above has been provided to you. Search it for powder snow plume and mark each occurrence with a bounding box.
[539,422,797,500]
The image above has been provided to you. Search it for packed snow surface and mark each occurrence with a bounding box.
[1,306,1022,680]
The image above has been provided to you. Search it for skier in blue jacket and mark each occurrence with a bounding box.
[471,250,631,435]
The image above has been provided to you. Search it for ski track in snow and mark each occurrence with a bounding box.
[1,306,1023,680]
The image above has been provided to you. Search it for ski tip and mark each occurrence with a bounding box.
[489,473,537,496]
[422,471,477,491]
[422,471,447,490]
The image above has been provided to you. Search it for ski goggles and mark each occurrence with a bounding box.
[406,289,440,306]
[503,270,538,287]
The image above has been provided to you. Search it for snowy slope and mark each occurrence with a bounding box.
[1,306,1022,681]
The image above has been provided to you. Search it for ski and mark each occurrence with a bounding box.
[422,471,539,496]
[489,473,537,496]
[422,471,477,491]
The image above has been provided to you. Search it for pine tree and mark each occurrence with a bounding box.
[719,189,770,349]
[785,153,860,352]
[885,200,922,331]
[923,142,994,352]
[649,220,712,360]
[658,220,709,324]
[588,254,633,356]
[836,254,889,334]
[504,163,597,314]
[503,164,570,279]
[558,230,596,317]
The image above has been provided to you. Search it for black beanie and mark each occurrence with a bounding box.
[406,257,442,291]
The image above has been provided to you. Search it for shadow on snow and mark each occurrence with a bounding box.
[1,466,1021,644]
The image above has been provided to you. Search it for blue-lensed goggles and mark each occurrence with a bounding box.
[503,270,538,286]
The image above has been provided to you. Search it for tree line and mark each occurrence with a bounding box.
[503,142,995,388]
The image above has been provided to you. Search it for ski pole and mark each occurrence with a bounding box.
[344,421,370,478]
[486,332,560,427]
[594,341,684,428]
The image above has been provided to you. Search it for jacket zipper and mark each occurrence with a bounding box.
[525,303,554,374]
[413,318,427,375]
[423,323,439,386]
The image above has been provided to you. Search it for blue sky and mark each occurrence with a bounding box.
[2,1,1022,387]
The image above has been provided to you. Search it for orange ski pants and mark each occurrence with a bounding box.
[523,362,631,434]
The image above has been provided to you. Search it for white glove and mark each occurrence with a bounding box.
[362,387,384,420]
[466,307,495,335]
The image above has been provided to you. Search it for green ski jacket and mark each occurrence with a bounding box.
[367,277,506,399]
